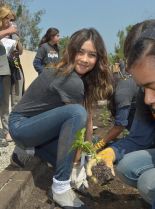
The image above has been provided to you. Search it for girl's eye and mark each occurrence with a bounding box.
[78,50,84,55]
[89,53,97,58]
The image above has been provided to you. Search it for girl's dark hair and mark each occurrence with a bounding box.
[128,38,155,69]
[56,28,113,109]
[39,27,59,47]
[124,19,155,66]
[126,21,155,69]
[107,20,155,117]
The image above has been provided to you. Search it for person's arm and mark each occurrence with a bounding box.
[16,40,23,55]
[0,26,17,39]
[94,106,130,150]
[85,109,93,142]
[33,46,46,74]
[13,34,23,55]
[111,90,155,162]
[33,57,44,74]
[104,125,124,142]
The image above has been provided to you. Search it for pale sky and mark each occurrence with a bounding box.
[29,0,155,53]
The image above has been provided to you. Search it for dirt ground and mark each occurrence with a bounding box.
[23,105,150,209]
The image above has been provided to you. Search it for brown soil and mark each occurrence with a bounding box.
[92,161,114,185]
[22,105,150,209]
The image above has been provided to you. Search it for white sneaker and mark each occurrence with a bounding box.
[52,189,88,209]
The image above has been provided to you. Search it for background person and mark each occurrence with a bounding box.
[33,27,60,74]
[7,10,25,109]
[0,4,17,145]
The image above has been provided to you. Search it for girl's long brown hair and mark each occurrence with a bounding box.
[55,28,113,110]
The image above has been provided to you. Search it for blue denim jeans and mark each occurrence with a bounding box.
[9,104,87,181]
[116,149,155,207]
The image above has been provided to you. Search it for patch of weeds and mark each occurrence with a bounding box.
[100,105,112,127]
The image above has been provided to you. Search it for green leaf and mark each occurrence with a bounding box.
[70,128,97,159]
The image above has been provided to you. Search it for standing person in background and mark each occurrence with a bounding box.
[0,5,17,146]
[33,27,60,74]
[7,10,25,108]
[119,58,126,75]
[9,28,113,209]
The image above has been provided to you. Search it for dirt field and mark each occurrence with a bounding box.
[22,105,150,209]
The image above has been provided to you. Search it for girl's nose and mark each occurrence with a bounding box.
[81,54,88,63]
[144,88,155,105]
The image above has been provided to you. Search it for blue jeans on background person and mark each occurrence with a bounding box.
[116,149,155,208]
[9,104,87,181]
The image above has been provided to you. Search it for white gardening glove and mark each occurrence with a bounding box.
[70,164,89,189]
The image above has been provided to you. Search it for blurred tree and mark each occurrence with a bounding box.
[114,25,132,60]
[59,36,70,57]
[109,25,132,65]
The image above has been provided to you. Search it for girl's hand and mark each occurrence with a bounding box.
[7,25,17,35]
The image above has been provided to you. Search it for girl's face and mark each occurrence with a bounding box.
[130,56,155,111]
[74,40,97,76]
[51,34,60,44]
[2,14,11,29]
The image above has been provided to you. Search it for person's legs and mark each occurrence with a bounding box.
[9,104,87,148]
[35,138,58,167]
[0,75,11,144]
[0,76,8,147]
[137,168,155,205]
[9,104,87,179]
[116,149,155,187]
[9,104,88,208]
[116,149,155,207]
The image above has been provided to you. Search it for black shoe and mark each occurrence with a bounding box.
[0,138,8,147]
[10,146,33,168]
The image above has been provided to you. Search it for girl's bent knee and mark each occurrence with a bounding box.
[68,104,87,122]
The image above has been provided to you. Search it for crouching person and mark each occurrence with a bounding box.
[87,20,155,209]
[8,28,113,209]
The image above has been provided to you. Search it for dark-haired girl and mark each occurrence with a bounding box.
[33,27,60,74]
[9,28,113,209]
